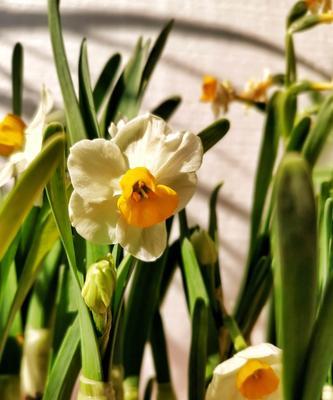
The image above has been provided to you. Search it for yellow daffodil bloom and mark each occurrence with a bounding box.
[68,113,203,261]
[205,343,282,400]
[0,86,58,190]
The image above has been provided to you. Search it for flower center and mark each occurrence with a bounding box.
[236,359,279,399]
[0,114,26,157]
[117,167,179,228]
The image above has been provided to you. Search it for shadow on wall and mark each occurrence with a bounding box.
[1,8,332,110]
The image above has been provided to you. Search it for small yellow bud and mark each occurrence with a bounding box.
[190,229,218,265]
[81,255,116,315]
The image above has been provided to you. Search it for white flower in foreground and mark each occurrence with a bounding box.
[0,86,57,189]
[68,113,203,261]
[206,343,282,400]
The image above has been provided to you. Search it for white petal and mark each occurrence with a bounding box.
[153,130,203,179]
[236,343,281,365]
[69,191,118,244]
[0,161,15,188]
[68,139,128,202]
[113,113,203,181]
[24,85,54,164]
[116,217,167,262]
[205,357,245,400]
[159,172,197,212]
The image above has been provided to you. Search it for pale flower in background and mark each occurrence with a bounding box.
[68,113,203,262]
[205,343,282,400]
[240,69,273,104]
[200,75,235,117]
[0,86,59,191]
[305,0,332,14]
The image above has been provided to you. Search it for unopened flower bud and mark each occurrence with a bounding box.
[81,255,116,315]
[190,229,218,265]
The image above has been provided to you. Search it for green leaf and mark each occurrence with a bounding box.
[181,238,209,316]
[288,14,322,34]
[287,116,311,152]
[301,273,333,400]
[26,240,62,329]
[43,317,80,400]
[11,43,23,116]
[248,92,280,256]
[0,209,59,360]
[0,133,65,262]
[143,378,155,400]
[188,299,208,400]
[45,126,102,380]
[139,20,174,96]
[273,153,317,400]
[152,96,181,120]
[93,53,121,113]
[302,93,333,167]
[150,311,172,384]
[123,253,168,377]
[47,0,87,143]
[198,118,230,154]
[79,39,101,139]
[287,1,308,27]
[101,38,149,133]
[208,183,223,245]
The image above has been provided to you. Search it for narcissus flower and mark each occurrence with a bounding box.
[305,0,332,14]
[240,69,273,104]
[0,86,57,190]
[200,75,235,117]
[68,114,203,262]
[205,343,282,400]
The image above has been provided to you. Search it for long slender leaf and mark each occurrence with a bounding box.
[0,133,65,261]
[123,253,168,378]
[303,93,333,167]
[181,238,209,315]
[198,118,230,154]
[43,318,80,400]
[139,20,174,96]
[248,92,281,256]
[48,0,87,143]
[45,126,102,380]
[11,43,23,116]
[79,39,101,139]
[189,299,208,400]
[93,53,121,113]
[101,38,149,133]
[287,116,311,152]
[0,209,58,360]
[150,311,172,384]
[273,153,317,400]
[152,96,181,120]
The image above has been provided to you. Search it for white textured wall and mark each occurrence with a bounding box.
[0,1,332,398]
